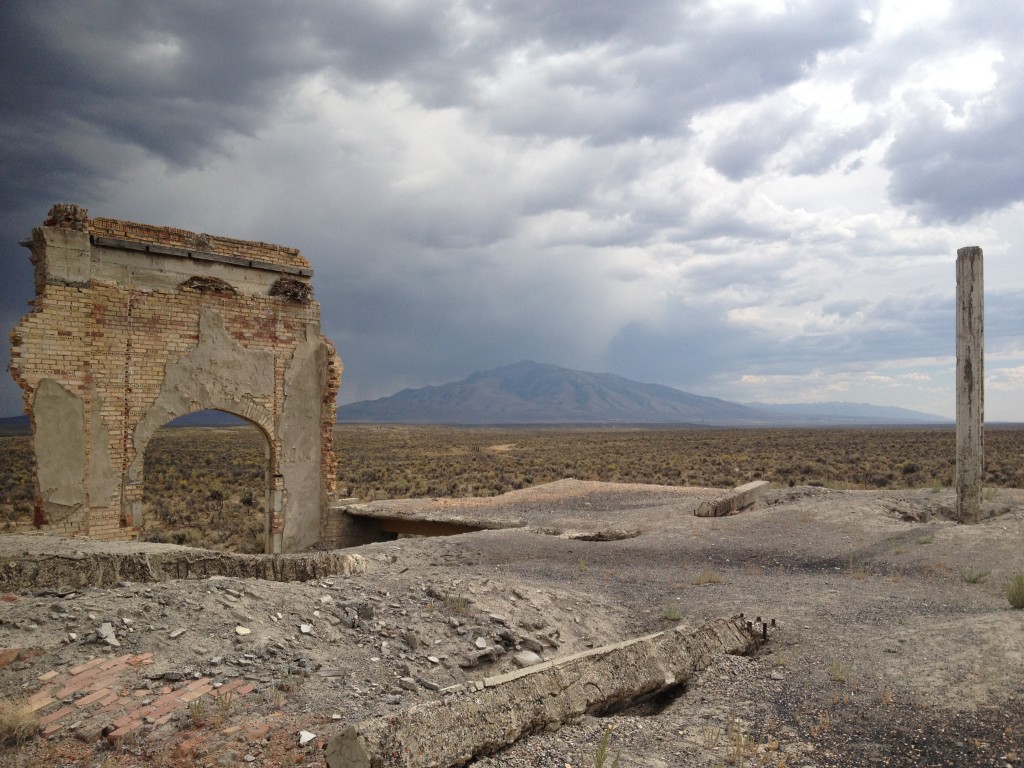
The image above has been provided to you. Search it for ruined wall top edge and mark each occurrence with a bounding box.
[43,203,310,271]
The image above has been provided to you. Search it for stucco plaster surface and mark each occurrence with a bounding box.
[280,323,329,552]
[32,379,86,518]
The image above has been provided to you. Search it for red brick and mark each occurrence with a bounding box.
[0,648,21,668]
[95,691,123,711]
[112,710,143,729]
[246,723,273,741]
[74,687,116,708]
[41,722,66,738]
[184,676,211,691]
[177,685,212,704]
[105,719,145,743]
[173,734,206,758]
[26,695,56,714]
[211,679,246,697]
[68,656,108,676]
[38,705,75,727]
[26,686,55,706]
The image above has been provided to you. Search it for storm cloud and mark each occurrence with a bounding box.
[2,0,1023,421]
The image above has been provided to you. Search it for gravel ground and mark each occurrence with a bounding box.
[1,480,1023,767]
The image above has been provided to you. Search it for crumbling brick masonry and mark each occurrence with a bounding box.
[8,204,341,553]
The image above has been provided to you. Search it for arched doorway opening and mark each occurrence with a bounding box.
[138,409,271,553]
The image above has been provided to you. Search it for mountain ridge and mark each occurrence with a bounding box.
[337,361,950,426]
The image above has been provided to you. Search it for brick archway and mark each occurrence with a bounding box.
[139,408,274,552]
[8,204,341,553]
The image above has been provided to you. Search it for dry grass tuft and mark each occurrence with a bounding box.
[0,697,38,746]
[692,568,726,586]
[1006,573,1024,609]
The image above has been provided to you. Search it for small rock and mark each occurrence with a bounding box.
[474,637,487,649]
[235,626,252,636]
[299,624,313,635]
[97,622,120,647]
[513,650,543,668]
[427,656,440,664]
[521,637,544,653]
[398,677,418,691]
[169,628,187,639]
[298,730,316,746]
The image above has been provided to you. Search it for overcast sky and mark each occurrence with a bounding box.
[2,0,1023,421]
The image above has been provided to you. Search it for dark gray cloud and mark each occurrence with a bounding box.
[885,69,1024,221]
[786,118,885,176]
[470,0,875,142]
[2,0,1024,421]
[708,107,816,180]
[879,3,1024,222]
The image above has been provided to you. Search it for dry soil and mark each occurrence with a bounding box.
[1,480,1022,767]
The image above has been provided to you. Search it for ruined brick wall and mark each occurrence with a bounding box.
[7,204,341,553]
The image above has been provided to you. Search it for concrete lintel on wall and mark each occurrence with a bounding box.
[90,235,314,277]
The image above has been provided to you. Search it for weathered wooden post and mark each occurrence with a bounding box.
[956,246,983,523]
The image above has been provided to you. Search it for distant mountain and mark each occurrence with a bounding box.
[744,401,951,425]
[0,411,248,434]
[164,410,248,427]
[338,361,776,425]
[0,415,30,435]
[338,362,955,426]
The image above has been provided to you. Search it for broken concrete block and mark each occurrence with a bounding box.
[324,615,762,768]
[695,480,770,517]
